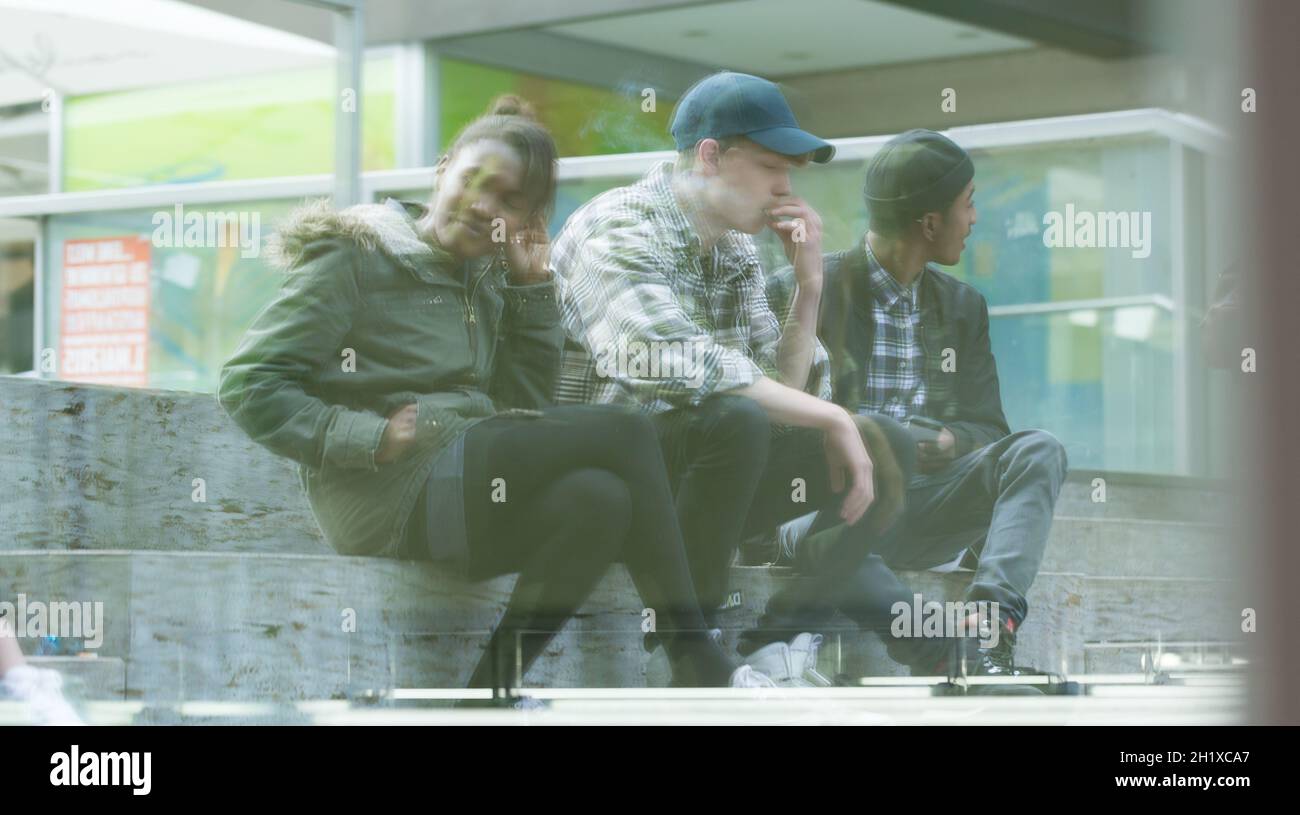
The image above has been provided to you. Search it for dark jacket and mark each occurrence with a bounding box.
[770,239,1010,457]
[218,198,563,556]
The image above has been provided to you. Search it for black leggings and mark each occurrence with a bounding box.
[457,405,733,690]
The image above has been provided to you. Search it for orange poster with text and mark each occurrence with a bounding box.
[60,236,151,386]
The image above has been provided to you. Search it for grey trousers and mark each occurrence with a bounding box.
[890,428,1068,622]
[742,429,1068,661]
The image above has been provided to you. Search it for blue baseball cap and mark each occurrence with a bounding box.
[670,72,835,164]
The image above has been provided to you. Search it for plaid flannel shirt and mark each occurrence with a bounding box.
[859,238,928,419]
[552,161,831,413]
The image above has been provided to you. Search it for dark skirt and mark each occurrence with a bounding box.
[399,432,470,576]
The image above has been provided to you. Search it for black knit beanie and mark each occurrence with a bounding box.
[863,129,974,219]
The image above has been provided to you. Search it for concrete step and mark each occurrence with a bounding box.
[3,377,328,553]
[1055,469,1238,524]
[745,571,1250,679]
[1082,575,1249,642]
[5,514,1231,583]
[1,549,1243,701]
[1082,641,1251,674]
[1040,516,1232,578]
[1073,573,1253,674]
[728,567,1085,681]
[3,377,1240,556]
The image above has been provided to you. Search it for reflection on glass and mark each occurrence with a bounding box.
[44,199,300,391]
[992,307,1174,473]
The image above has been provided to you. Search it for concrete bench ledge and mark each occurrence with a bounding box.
[4,377,1236,577]
[3,512,1233,582]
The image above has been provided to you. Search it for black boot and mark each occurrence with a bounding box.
[965,619,1044,695]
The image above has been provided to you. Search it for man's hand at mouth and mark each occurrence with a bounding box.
[767,198,824,284]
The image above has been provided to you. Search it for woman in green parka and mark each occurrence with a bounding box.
[219,96,772,692]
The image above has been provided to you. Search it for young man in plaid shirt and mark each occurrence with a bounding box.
[552,72,916,683]
[767,130,1070,688]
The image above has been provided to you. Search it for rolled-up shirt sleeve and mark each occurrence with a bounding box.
[760,262,834,400]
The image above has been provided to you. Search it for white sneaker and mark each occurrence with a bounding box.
[788,633,834,687]
[728,664,778,689]
[743,639,811,687]
[746,634,834,687]
[0,665,85,725]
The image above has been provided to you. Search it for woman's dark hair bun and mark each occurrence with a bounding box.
[487,94,536,121]
[441,94,556,222]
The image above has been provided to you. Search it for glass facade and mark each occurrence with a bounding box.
[62,56,397,191]
[439,59,675,157]
[0,232,34,375]
[42,199,300,392]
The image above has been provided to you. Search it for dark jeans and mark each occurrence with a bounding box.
[766,429,1069,666]
[408,404,735,689]
[652,394,915,631]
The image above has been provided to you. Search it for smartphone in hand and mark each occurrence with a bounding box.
[904,415,944,444]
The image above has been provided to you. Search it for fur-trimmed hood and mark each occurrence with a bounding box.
[264,197,442,274]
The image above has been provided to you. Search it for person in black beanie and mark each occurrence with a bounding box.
[757,129,1069,691]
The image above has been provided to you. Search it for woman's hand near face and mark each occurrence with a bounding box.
[504,217,551,285]
[376,403,419,465]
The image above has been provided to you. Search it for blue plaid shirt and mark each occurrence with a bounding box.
[859,237,927,419]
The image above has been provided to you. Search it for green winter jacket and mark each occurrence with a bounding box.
[218,197,563,556]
